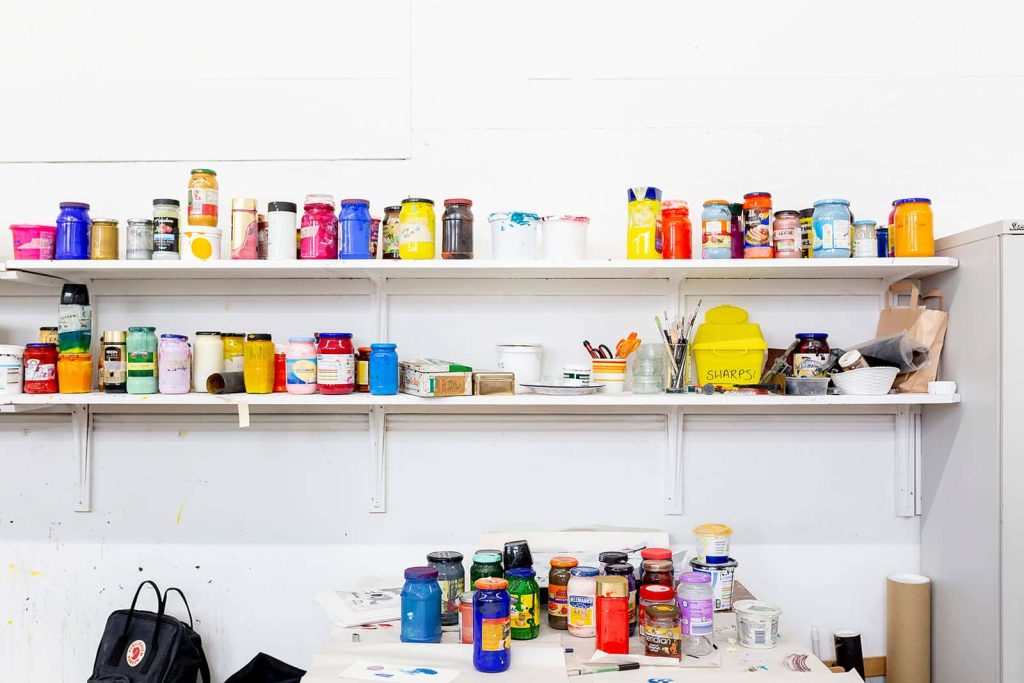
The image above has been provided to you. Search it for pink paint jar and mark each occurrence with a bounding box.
[300,194,338,260]
[10,225,57,259]
[158,334,192,394]
[460,591,474,644]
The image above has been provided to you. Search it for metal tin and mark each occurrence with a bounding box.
[101,330,128,393]
[473,371,515,396]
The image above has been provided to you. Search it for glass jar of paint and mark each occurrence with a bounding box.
[506,567,540,640]
[852,220,878,258]
[643,603,682,659]
[790,333,830,378]
[743,192,773,258]
[369,343,399,395]
[382,205,402,259]
[286,337,317,395]
[442,198,474,260]
[641,547,674,571]
[812,198,852,258]
[58,283,92,354]
[678,572,714,644]
[188,169,219,228]
[152,198,181,260]
[126,218,154,260]
[470,550,504,586]
[567,565,599,637]
[398,198,436,260]
[101,330,127,393]
[638,586,676,624]
[243,333,275,394]
[604,562,637,636]
[230,197,259,260]
[701,200,732,259]
[400,566,442,644]
[300,194,338,260]
[893,197,935,257]
[799,208,814,258]
[317,333,355,394]
[222,333,245,373]
[661,200,691,259]
[126,326,158,395]
[626,186,661,259]
[427,550,465,627]
[356,346,371,393]
[339,199,372,259]
[473,577,511,672]
[57,353,91,393]
[55,202,92,260]
[460,591,475,644]
[273,343,287,392]
[39,327,58,345]
[729,203,745,259]
[192,332,223,393]
[772,210,802,258]
[595,575,630,654]
[89,218,119,260]
[598,551,628,573]
[547,555,578,630]
[23,343,58,393]
[641,559,674,589]
[158,334,192,394]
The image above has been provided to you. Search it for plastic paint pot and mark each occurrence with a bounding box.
[540,215,589,260]
[488,211,539,260]
[182,227,223,261]
[591,358,627,393]
[733,600,781,649]
[0,345,25,394]
[689,557,737,611]
[693,523,732,564]
[10,225,57,259]
[496,344,543,393]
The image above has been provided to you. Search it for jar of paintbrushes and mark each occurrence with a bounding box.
[656,303,701,393]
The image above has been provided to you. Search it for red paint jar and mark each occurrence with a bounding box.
[595,576,630,654]
[316,333,355,394]
[273,344,287,392]
[23,343,58,393]
[640,559,674,588]
[661,200,692,259]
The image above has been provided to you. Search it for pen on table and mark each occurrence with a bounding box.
[567,662,640,676]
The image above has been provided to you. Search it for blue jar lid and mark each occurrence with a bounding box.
[812,198,850,207]
[371,343,397,350]
[507,567,536,579]
[795,333,828,340]
[25,343,56,349]
[627,186,661,202]
[160,334,188,341]
[893,197,931,206]
[404,566,439,580]
[288,336,315,343]
[570,566,599,578]
[319,333,352,339]
[340,198,370,206]
[852,220,877,226]
[59,201,90,210]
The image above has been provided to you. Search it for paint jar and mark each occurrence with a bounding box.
[693,523,733,564]
[772,210,802,258]
[627,186,661,259]
[127,327,158,394]
[689,557,738,611]
[893,198,934,257]
[743,192,773,258]
[231,198,259,260]
[273,344,287,392]
[839,349,870,371]
[877,226,890,258]
[507,567,540,640]
[641,559,674,589]
[470,550,504,586]
[567,565,599,638]
[540,215,589,260]
[58,283,92,354]
[23,343,58,393]
[0,345,25,395]
[473,577,511,672]
[187,169,219,227]
[595,575,629,654]
[193,332,224,393]
[426,550,465,628]
[243,333,275,394]
[89,218,119,260]
[812,198,852,258]
[791,333,830,378]
[181,226,222,261]
[591,358,627,393]
[125,218,154,260]
[257,214,268,259]
[598,551,628,573]
[548,556,578,630]
[10,224,57,260]
[729,203,745,259]
[733,600,781,649]
[489,211,540,260]
[678,572,714,645]
[369,343,399,396]
[222,333,245,373]
[55,202,92,260]
[39,327,58,345]
[442,198,474,259]
[495,344,542,392]
[299,194,338,260]
[642,603,682,659]
[356,346,371,392]
[701,200,732,259]
[57,353,92,393]
[152,199,181,260]
[398,198,436,260]
[401,566,443,644]
[266,201,297,260]
[800,208,815,258]
[339,199,372,259]
[156,334,191,394]
[369,217,380,258]
[382,205,402,259]
[851,220,878,258]
[661,200,692,259]
[460,591,475,644]
[100,330,127,393]
[631,343,665,395]
[317,333,355,394]
[604,563,637,635]
[286,337,317,395]
[562,364,591,385]
[641,547,673,565]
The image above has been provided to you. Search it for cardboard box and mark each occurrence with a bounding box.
[399,359,473,397]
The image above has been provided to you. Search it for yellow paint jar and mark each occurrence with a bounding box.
[627,187,661,259]
[57,353,92,393]
[222,333,245,373]
[243,333,274,394]
[90,218,119,260]
[398,198,436,259]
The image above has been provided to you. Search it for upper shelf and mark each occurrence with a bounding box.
[3,257,959,282]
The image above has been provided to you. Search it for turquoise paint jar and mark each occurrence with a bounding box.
[401,566,442,643]
[369,343,398,395]
[126,327,158,394]
[812,198,852,258]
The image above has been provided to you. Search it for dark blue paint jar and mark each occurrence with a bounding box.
[473,577,511,673]
[369,343,399,395]
[338,199,372,259]
[400,566,442,643]
[55,202,92,260]
[604,562,638,635]
[877,226,890,258]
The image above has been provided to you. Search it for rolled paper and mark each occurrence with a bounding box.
[207,372,245,394]
[887,573,931,683]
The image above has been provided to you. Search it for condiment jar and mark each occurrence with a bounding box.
[772,210,802,258]
[316,332,355,395]
[125,218,154,260]
[642,603,682,659]
[678,572,714,644]
[243,333,275,394]
[638,583,675,632]
[641,559,674,588]
[548,555,578,630]
[595,575,629,654]
[701,199,732,259]
[459,591,475,644]
[398,198,436,260]
[152,198,181,260]
[400,566,442,644]
[567,565,599,637]
[158,334,192,394]
[812,198,852,258]
[382,205,402,259]
[742,192,773,258]
[470,550,504,586]
[426,550,465,627]
[187,169,219,227]
[729,202,745,259]
[604,562,637,635]
[356,346,371,392]
[893,198,934,257]
[89,218,119,260]
[441,198,474,259]
[472,577,511,672]
[852,220,878,258]
[286,337,317,395]
[192,332,224,393]
[23,343,58,394]
[126,327,158,395]
[790,333,831,378]
[506,567,540,640]
[598,551,628,573]
[100,330,127,393]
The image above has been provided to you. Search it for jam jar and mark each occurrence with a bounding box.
[790,333,831,378]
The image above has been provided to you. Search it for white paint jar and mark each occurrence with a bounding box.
[541,215,589,260]
[192,332,225,392]
[181,227,223,261]
[0,345,25,394]
[488,212,540,260]
[267,201,298,260]
[496,344,543,393]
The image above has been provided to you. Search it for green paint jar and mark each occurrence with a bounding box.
[470,550,504,586]
[506,567,540,640]
[127,326,158,394]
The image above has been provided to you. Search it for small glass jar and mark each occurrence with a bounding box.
[300,194,338,260]
[639,586,676,624]
[187,169,219,227]
[23,343,58,394]
[772,210,802,258]
[339,198,373,259]
[893,198,934,257]
[401,566,442,644]
[852,220,878,258]
[790,333,831,378]
[369,217,380,258]
[222,333,245,373]
[661,200,691,259]
[631,343,665,394]
[152,198,181,260]
[812,198,852,258]
[89,218,119,260]
[442,198,474,259]
[701,200,732,259]
[507,567,540,640]
[158,334,192,394]
[548,555,578,630]
[678,572,714,645]
[742,192,773,259]
[356,346,371,392]
[598,551,629,573]
[286,337,317,395]
[427,551,465,627]
[470,550,504,586]
[243,333,275,394]
[473,577,511,673]
[126,326,158,395]
[55,202,92,260]
[642,603,682,659]
[369,343,398,395]
[126,218,154,260]
[641,559,674,588]
[100,330,127,393]
[382,205,402,259]
[317,333,355,394]
[57,353,92,393]
[192,332,224,393]
[567,565,599,637]
[460,591,475,644]
[38,327,58,345]
[398,198,436,260]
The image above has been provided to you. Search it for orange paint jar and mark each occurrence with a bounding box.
[57,353,92,393]
[661,200,692,259]
[893,198,934,257]
[742,192,773,258]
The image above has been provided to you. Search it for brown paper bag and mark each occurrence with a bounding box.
[876,280,949,393]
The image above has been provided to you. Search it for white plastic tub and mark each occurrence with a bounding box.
[541,215,589,260]
[182,227,223,261]
[489,212,540,260]
[733,600,781,649]
[496,344,543,393]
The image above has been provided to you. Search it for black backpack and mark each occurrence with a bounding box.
[89,580,210,683]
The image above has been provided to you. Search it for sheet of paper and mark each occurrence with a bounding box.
[339,660,460,683]
[315,588,403,627]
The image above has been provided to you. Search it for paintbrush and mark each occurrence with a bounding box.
[568,663,640,676]
[655,316,679,375]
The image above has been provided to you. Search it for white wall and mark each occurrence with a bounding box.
[2,0,1013,680]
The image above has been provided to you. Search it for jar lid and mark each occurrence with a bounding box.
[460,591,475,604]
[58,353,92,361]
[627,186,661,202]
[385,205,403,212]
[645,602,680,619]
[550,555,579,568]
[604,562,635,576]
[91,217,119,224]
[773,210,800,218]
[25,343,57,349]
[694,523,733,536]
[569,566,599,578]
[370,343,397,350]
[703,199,730,206]
[288,336,315,343]
[642,559,673,572]
[541,214,589,223]
[599,551,629,565]
[640,585,675,602]
[812,198,850,207]
[506,567,536,579]
[319,333,352,340]
[268,201,297,213]
[852,220,877,226]
[160,334,188,341]
[799,208,814,217]
[246,333,272,341]
[304,194,335,206]
[357,346,372,353]
[729,203,743,215]
[153,198,180,206]
[401,197,434,205]
[640,547,672,561]
[341,198,370,206]
[59,201,90,209]
[794,333,828,341]
[443,198,473,207]
[426,551,464,564]
[473,550,503,564]
[222,332,245,338]
[404,566,439,580]
[679,571,711,584]
[196,331,222,336]
[60,283,90,305]
[0,345,25,356]
[127,217,153,224]
[39,326,57,331]
[662,199,688,211]
[102,330,127,342]
[893,197,931,206]
[596,575,628,597]
[128,326,156,332]
[743,192,771,199]
[190,168,217,175]
[474,577,508,591]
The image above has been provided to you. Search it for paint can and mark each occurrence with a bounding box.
[693,523,732,563]
[181,227,223,261]
[689,557,737,611]
[733,599,781,649]
[540,215,589,260]
[496,344,543,393]
[488,211,539,260]
[0,345,25,394]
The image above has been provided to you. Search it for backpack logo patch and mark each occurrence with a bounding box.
[126,639,146,667]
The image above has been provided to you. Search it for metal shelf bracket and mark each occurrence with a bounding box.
[895,405,922,516]
[664,408,684,515]
[369,405,387,513]
[72,405,93,512]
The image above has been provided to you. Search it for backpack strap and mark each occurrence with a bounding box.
[163,587,194,629]
[109,580,163,666]
[198,643,212,683]
[165,586,209,683]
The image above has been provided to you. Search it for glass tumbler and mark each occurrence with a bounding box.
[631,343,665,394]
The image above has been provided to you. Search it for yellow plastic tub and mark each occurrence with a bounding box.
[692,305,767,387]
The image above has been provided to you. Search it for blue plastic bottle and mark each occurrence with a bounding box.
[55,202,92,260]
[701,200,732,259]
[811,198,852,258]
[369,343,399,395]
[473,577,511,673]
[400,566,442,643]
[338,199,372,259]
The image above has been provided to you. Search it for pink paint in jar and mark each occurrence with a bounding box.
[300,194,338,260]
[158,334,192,394]
[460,591,475,644]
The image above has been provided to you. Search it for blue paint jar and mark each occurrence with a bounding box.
[473,577,511,673]
[701,200,732,259]
[876,226,890,258]
[369,343,399,395]
[811,198,852,259]
[400,566,442,643]
[338,199,372,259]
[55,202,92,260]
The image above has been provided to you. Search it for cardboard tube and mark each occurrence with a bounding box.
[887,573,931,683]
[207,372,246,394]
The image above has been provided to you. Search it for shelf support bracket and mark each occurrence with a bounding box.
[664,408,684,515]
[369,276,389,342]
[72,405,93,512]
[369,405,388,513]
[895,405,922,517]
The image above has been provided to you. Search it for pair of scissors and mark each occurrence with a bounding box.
[616,332,640,359]
[583,340,614,359]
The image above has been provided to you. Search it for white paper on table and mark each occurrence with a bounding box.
[585,639,722,669]
[315,588,403,627]
[338,660,460,683]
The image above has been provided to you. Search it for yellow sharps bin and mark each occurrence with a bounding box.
[692,305,768,387]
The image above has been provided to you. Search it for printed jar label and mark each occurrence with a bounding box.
[680,597,714,636]
[628,589,637,624]
[479,616,510,651]
[643,624,682,657]
[698,534,731,559]
[793,353,828,378]
[744,209,772,248]
[510,593,537,629]
[24,359,55,381]
[127,352,156,377]
[102,346,126,385]
[438,578,464,616]
[317,353,354,385]
[357,359,369,387]
[398,218,431,245]
[189,188,218,219]
[568,594,594,628]
[702,220,730,250]
[853,236,877,257]
[548,584,568,617]
[815,219,851,251]
[800,218,813,253]
[153,217,179,253]
[383,219,401,256]
[286,358,317,385]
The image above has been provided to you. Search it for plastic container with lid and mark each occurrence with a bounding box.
[90,218,119,260]
[57,353,92,393]
[152,199,181,260]
[598,551,628,573]
[369,343,399,396]
[627,186,661,259]
[641,559,674,588]
[460,591,475,644]
[300,194,337,260]
[470,550,504,585]
[742,192,773,258]
[0,345,25,394]
[812,198,852,258]
[678,572,714,642]
[193,332,224,393]
[541,215,588,260]
[181,226,222,261]
[603,563,637,635]
[243,333,275,394]
[893,197,934,257]
[642,602,682,659]
[567,565,599,637]
[286,337,317,394]
[733,599,782,649]
[638,582,675,631]
[790,333,831,378]
[158,334,191,394]
[489,211,540,260]
[852,220,878,258]
[10,225,57,260]
[661,200,692,259]
[126,327,157,394]
[188,169,219,227]
[23,343,58,393]
[701,200,732,259]
[548,555,578,630]
[595,575,629,654]
[317,333,355,394]
[506,567,540,640]
[473,577,511,672]
[126,218,154,260]
[266,201,297,260]
[693,523,733,564]
[772,210,802,258]
[55,202,91,260]
[692,305,768,388]
[339,199,372,259]
[689,557,738,611]
[401,566,442,644]
[427,550,465,627]
[398,198,436,260]
[442,198,474,259]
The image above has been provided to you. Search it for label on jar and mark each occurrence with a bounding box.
[510,593,537,629]
[800,217,813,254]
[548,584,569,617]
[793,353,829,378]
[774,223,800,254]
[189,188,218,220]
[317,353,354,385]
[568,594,594,628]
[153,216,179,253]
[853,235,877,257]
[398,217,432,246]
[128,352,156,378]
[479,616,510,651]
[357,359,369,387]
[743,208,772,249]
[702,220,730,251]
[438,578,464,617]
[102,345,126,385]
[383,219,401,257]
[628,589,637,625]
[815,219,851,251]
[642,623,681,657]
[24,359,55,382]
[680,596,714,636]
[286,357,317,385]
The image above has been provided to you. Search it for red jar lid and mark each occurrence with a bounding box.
[444,198,473,207]
[639,584,674,601]
[641,547,672,561]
